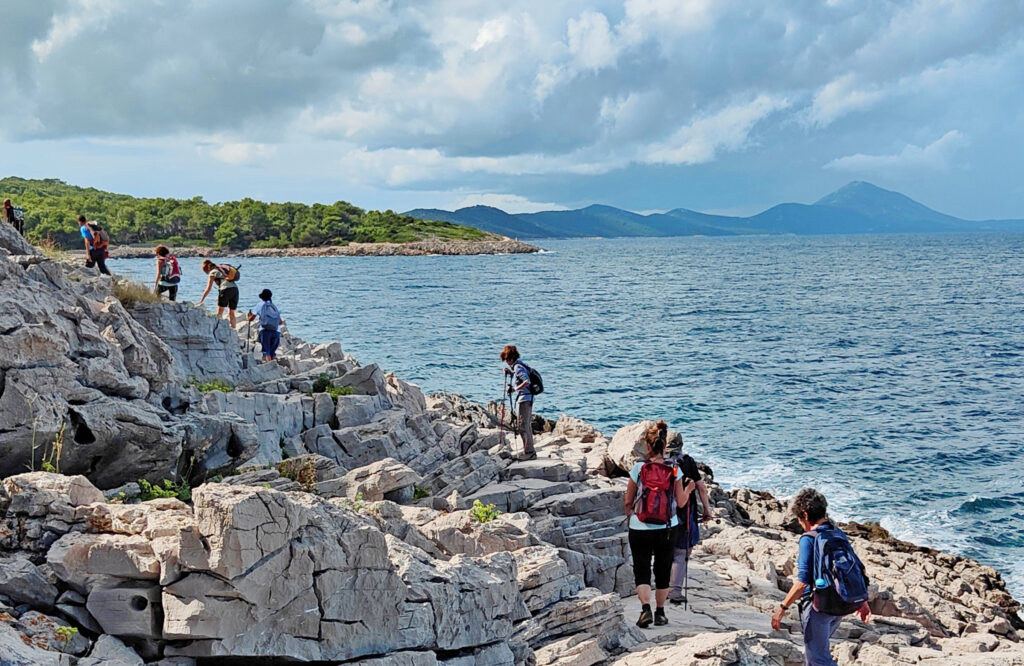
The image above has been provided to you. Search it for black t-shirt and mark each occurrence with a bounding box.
[674,454,701,483]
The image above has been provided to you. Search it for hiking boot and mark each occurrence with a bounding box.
[654,608,668,625]
[668,595,687,606]
[519,451,538,461]
[636,606,653,628]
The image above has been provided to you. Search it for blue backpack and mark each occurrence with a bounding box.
[805,524,870,616]
[258,302,281,331]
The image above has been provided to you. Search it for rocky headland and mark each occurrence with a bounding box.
[1,221,1023,665]
[107,238,541,259]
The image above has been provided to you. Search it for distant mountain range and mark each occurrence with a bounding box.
[406,182,1024,239]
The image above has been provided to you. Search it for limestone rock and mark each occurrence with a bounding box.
[0,554,59,608]
[331,457,423,502]
[605,420,654,473]
[79,634,144,665]
[612,630,804,666]
[0,621,62,665]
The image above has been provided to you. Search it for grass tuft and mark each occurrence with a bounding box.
[113,278,162,308]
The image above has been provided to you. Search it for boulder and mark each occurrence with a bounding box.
[0,554,59,608]
[330,457,423,502]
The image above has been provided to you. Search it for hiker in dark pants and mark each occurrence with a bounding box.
[501,344,535,460]
[771,489,871,666]
[3,199,23,235]
[624,421,696,628]
[667,449,714,605]
[198,259,239,327]
[247,289,284,363]
[77,215,111,276]
[153,245,182,301]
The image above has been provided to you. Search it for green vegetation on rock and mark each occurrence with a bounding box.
[186,377,235,393]
[2,176,491,250]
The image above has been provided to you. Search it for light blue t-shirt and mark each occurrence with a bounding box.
[513,361,533,404]
[80,225,93,244]
[628,460,681,531]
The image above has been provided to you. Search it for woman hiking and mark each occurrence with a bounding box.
[153,245,182,301]
[771,488,871,666]
[667,445,714,606]
[247,289,285,363]
[500,344,536,460]
[624,420,696,628]
[198,259,239,327]
[2,199,22,235]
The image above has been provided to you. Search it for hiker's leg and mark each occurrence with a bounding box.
[518,400,535,454]
[669,547,691,600]
[652,528,674,607]
[167,285,177,301]
[227,309,236,328]
[91,249,111,275]
[628,529,654,603]
[216,306,226,319]
[800,606,840,666]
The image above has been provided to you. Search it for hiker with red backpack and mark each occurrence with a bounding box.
[153,245,182,301]
[77,214,111,276]
[198,258,240,327]
[624,420,697,628]
[771,488,871,666]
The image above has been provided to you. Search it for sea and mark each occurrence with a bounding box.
[115,233,1024,598]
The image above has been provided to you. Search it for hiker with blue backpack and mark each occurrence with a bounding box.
[771,488,871,666]
[500,345,543,461]
[667,449,713,607]
[247,289,285,362]
[624,421,697,628]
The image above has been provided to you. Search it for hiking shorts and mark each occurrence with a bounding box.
[157,284,178,301]
[629,526,676,589]
[217,286,239,310]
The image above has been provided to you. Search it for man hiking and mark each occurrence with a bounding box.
[500,345,537,460]
[624,421,696,628]
[153,245,182,301]
[198,259,240,327]
[3,199,24,235]
[247,289,284,362]
[77,214,111,276]
[771,488,871,666]
[667,445,714,606]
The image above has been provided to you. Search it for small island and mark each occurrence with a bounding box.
[1,176,540,256]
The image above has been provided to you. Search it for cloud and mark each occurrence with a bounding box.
[199,141,277,166]
[825,130,967,172]
[806,74,886,127]
[452,193,570,213]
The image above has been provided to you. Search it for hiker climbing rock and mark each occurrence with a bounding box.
[500,345,542,460]
[198,259,240,327]
[771,488,871,666]
[247,289,284,363]
[77,214,111,275]
[624,420,696,628]
[668,445,714,606]
[153,245,182,301]
[2,198,24,235]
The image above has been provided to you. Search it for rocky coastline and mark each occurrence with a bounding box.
[1,221,1023,665]
[107,238,541,259]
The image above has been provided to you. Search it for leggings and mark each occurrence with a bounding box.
[629,527,676,589]
[517,399,535,454]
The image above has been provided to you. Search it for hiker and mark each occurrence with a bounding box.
[247,289,284,362]
[770,488,871,666]
[624,420,696,628]
[500,345,536,460]
[667,446,714,606]
[153,245,182,301]
[198,259,239,327]
[77,214,111,276]
[2,199,23,235]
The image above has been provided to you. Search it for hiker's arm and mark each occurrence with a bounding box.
[697,480,713,522]
[83,235,91,254]
[154,260,161,289]
[624,479,637,518]
[771,581,807,630]
[674,478,695,508]
[198,276,214,304]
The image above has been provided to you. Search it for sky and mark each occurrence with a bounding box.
[1,0,1023,219]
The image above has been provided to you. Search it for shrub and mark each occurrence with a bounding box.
[186,376,235,393]
[277,457,318,493]
[413,486,430,500]
[310,373,355,400]
[469,499,501,524]
[138,478,191,502]
[112,278,162,308]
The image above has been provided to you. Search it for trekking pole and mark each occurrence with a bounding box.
[683,549,690,611]
[499,372,508,446]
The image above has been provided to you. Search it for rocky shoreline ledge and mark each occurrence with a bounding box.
[107,238,541,259]
[1,223,1023,665]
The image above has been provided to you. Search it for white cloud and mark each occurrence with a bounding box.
[644,95,790,165]
[807,74,886,127]
[200,141,277,166]
[567,11,620,71]
[452,193,569,213]
[825,130,967,172]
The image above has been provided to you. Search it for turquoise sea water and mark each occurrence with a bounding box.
[115,233,1024,597]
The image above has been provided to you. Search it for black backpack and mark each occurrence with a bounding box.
[518,362,544,395]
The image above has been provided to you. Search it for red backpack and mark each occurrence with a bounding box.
[634,462,677,525]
